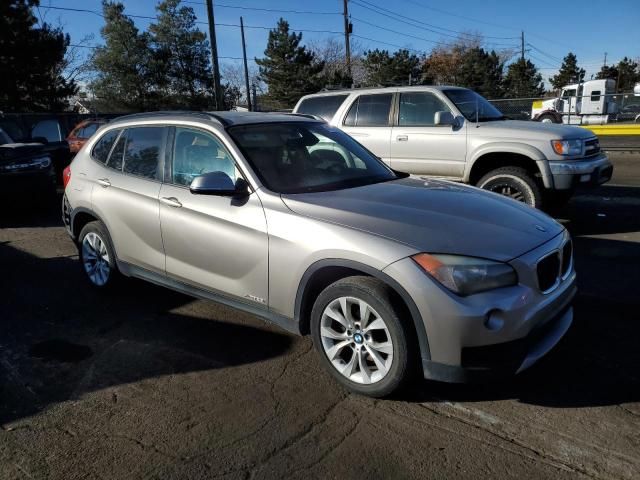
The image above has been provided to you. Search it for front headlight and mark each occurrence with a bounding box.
[551,139,583,156]
[412,253,517,296]
[0,156,51,171]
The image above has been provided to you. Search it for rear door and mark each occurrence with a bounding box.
[90,126,166,274]
[340,93,394,165]
[158,126,268,303]
[390,91,466,178]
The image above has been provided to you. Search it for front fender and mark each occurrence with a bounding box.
[465,143,553,189]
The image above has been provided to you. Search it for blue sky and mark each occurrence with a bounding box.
[36,0,640,87]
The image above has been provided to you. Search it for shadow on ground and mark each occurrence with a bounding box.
[0,239,293,425]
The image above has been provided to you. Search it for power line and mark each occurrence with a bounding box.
[352,0,519,41]
[350,34,422,53]
[187,2,342,16]
[38,5,343,34]
[527,43,563,63]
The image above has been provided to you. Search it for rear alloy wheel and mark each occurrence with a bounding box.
[477,166,543,208]
[311,276,411,397]
[79,221,119,288]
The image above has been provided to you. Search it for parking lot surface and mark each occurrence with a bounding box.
[1,153,639,479]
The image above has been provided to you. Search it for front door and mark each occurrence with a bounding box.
[390,91,467,178]
[159,126,268,304]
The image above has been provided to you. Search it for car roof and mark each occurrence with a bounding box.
[299,85,468,99]
[109,111,322,128]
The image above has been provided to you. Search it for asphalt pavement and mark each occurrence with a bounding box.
[1,152,639,479]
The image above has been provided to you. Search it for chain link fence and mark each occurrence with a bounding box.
[489,93,640,124]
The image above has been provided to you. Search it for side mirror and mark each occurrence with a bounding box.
[434,111,455,126]
[31,136,49,144]
[190,171,250,197]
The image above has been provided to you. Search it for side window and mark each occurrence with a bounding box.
[31,119,63,142]
[91,129,120,164]
[398,92,450,126]
[122,127,165,180]
[343,94,392,127]
[172,127,238,187]
[107,131,126,171]
[297,95,348,121]
[590,90,601,101]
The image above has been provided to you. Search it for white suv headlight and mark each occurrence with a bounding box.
[551,139,583,156]
[412,253,517,296]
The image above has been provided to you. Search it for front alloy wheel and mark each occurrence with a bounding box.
[311,276,412,397]
[320,296,394,384]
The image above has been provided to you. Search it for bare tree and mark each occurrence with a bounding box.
[220,61,260,105]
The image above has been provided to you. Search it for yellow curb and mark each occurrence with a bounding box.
[580,124,640,136]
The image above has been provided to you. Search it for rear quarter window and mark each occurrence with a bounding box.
[91,129,121,164]
[296,94,348,121]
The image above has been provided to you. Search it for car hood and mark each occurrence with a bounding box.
[475,119,594,140]
[281,177,564,262]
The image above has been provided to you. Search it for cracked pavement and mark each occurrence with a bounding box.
[1,153,639,479]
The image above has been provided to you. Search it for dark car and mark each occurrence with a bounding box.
[66,118,108,154]
[0,116,71,185]
[0,126,57,199]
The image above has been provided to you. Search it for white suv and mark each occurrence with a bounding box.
[293,86,613,209]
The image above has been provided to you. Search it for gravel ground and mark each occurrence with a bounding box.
[1,153,638,479]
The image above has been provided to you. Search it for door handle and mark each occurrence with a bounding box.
[97,178,111,188]
[160,196,182,208]
[396,135,408,142]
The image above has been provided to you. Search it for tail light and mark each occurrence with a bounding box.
[62,165,71,189]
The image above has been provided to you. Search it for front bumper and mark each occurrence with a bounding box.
[548,153,613,190]
[382,231,576,382]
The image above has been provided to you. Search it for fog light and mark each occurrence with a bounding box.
[484,310,504,331]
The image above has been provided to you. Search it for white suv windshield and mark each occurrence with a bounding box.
[229,122,400,193]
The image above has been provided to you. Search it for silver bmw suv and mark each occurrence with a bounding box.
[62,111,576,397]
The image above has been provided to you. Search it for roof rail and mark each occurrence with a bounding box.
[111,111,227,126]
[284,113,324,121]
[205,112,232,126]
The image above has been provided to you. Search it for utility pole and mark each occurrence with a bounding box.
[603,52,607,68]
[240,17,252,111]
[205,0,223,110]
[521,31,525,62]
[343,0,351,79]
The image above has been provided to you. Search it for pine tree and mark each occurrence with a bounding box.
[90,1,156,111]
[614,57,640,92]
[361,49,422,86]
[0,0,77,111]
[503,58,545,98]
[549,53,585,90]
[149,0,213,109]
[458,48,504,98]
[255,19,325,109]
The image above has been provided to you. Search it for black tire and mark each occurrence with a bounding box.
[543,189,574,214]
[78,221,120,289]
[537,113,560,124]
[310,276,412,398]
[477,166,543,208]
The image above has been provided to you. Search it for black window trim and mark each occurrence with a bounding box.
[342,92,395,128]
[164,124,250,191]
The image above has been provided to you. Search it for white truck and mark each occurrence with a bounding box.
[531,79,618,125]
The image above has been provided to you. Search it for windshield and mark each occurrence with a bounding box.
[228,122,400,194]
[0,128,13,145]
[443,89,505,122]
